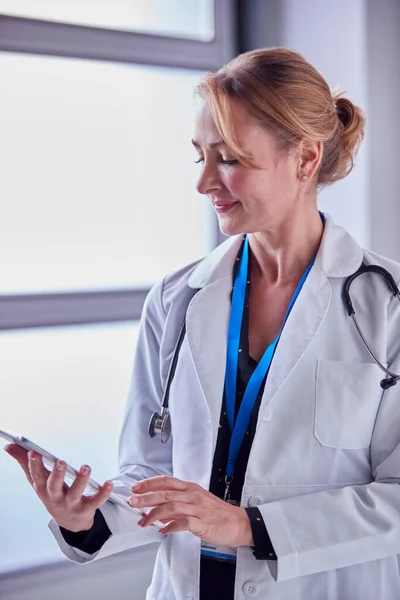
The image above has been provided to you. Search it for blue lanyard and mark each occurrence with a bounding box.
[223,235,315,500]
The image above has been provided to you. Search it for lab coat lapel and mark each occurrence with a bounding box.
[256,214,363,404]
[185,235,243,450]
[185,275,232,452]
[260,266,331,404]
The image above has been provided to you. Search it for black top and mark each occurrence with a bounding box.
[60,240,276,599]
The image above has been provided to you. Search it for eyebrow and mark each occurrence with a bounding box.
[191,139,225,149]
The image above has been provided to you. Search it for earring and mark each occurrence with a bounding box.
[302,175,308,181]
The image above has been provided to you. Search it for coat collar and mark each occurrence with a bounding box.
[188,212,363,289]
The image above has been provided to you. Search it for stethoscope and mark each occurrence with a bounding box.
[342,264,400,389]
[149,263,400,443]
[148,320,188,443]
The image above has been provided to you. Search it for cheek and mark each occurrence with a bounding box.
[225,172,275,207]
[222,170,252,196]
[247,170,293,202]
[222,167,293,206]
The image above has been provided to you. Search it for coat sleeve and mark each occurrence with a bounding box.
[49,279,170,563]
[258,282,400,582]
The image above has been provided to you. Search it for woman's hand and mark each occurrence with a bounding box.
[128,475,254,548]
[4,444,113,532]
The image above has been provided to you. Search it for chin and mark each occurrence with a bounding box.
[218,216,250,238]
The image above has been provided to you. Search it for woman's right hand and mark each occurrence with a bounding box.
[4,444,113,533]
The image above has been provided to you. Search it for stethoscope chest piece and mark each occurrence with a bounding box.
[148,407,171,443]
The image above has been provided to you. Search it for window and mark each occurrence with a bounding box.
[0,53,211,294]
[0,1,235,573]
[0,0,214,40]
[0,323,138,572]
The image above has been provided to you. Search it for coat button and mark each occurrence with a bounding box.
[262,408,273,422]
[243,581,259,596]
[248,495,264,507]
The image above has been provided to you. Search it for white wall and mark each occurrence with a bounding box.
[367,0,400,261]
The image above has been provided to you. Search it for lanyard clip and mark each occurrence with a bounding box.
[224,475,233,502]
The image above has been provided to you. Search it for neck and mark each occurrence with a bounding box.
[248,207,324,287]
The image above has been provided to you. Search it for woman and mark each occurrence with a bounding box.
[6,48,400,599]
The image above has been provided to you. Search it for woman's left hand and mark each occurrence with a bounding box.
[128,475,254,548]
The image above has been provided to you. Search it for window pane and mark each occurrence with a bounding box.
[0,323,139,573]
[0,0,214,40]
[0,53,213,294]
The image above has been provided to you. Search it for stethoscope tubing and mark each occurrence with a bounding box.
[148,321,188,442]
[342,263,400,389]
[350,314,399,381]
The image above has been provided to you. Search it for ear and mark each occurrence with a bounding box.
[298,139,323,181]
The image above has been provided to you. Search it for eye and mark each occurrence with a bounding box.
[220,158,239,166]
[194,157,239,166]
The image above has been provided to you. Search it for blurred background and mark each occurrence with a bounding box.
[0,1,399,598]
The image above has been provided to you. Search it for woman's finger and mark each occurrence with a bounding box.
[28,451,50,495]
[131,475,192,495]
[68,465,92,503]
[84,480,114,510]
[140,500,200,527]
[4,444,33,484]
[47,460,69,501]
[128,490,198,509]
[159,517,195,535]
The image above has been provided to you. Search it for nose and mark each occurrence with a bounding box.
[196,162,223,196]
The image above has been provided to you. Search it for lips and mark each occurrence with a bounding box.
[214,201,235,208]
[212,201,239,214]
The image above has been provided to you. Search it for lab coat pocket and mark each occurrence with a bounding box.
[314,359,385,449]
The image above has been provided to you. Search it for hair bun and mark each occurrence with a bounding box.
[325,92,365,182]
[334,95,356,129]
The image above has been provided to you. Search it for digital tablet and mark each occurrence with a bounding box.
[0,428,163,528]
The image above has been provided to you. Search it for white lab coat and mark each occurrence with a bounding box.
[50,214,400,599]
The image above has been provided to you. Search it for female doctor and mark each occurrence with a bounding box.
[6,47,400,599]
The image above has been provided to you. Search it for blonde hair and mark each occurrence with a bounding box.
[195,47,365,187]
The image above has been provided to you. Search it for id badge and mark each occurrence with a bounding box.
[200,540,237,563]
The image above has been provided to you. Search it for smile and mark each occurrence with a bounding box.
[213,202,240,214]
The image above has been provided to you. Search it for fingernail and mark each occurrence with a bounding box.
[131,482,141,490]
[56,460,65,471]
[138,517,146,526]
[80,465,90,476]
[129,496,139,505]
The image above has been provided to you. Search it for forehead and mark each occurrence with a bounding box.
[193,96,276,153]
